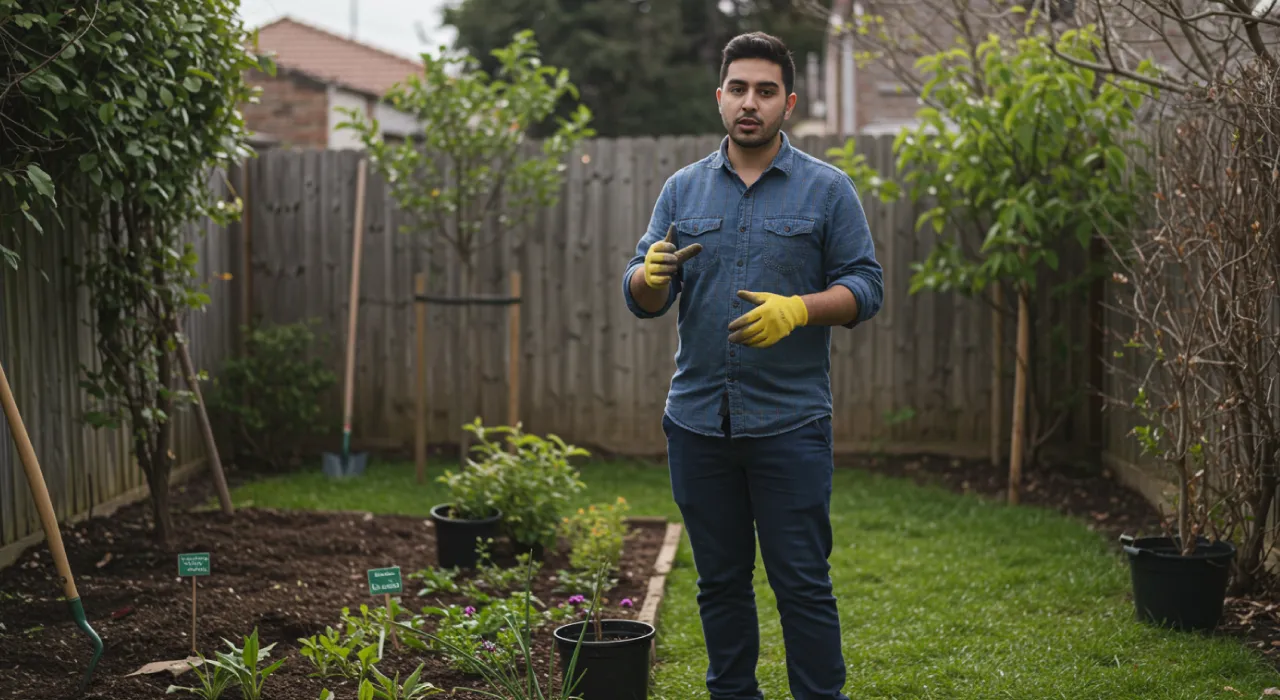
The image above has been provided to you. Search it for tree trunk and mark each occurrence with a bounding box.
[1233,443,1277,594]
[1008,282,1030,505]
[145,460,174,548]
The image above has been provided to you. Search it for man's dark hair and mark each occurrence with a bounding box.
[719,32,796,97]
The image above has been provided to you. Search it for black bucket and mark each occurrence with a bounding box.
[1120,534,1236,632]
[430,503,502,569]
[553,619,655,700]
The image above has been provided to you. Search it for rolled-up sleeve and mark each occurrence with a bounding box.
[622,176,681,319]
[823,173,884,328]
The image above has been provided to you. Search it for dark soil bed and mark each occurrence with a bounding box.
[0,490,666,700]
[841,451,1280,670]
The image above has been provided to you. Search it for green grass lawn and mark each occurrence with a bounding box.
[228,459,1280,699]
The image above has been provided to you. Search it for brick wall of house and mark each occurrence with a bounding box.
[241,69,330,149]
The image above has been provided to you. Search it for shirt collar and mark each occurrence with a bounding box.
[708,130,795,177]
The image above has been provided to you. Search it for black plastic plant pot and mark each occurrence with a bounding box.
[1120,534,1236,633]
[430,503,502,569]
[553,619,655,700]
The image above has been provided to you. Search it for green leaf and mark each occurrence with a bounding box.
[21,208,44,234]
[26,164,55,200]
[98,102,116,124]
[159,86,174,107]
[79,154,99,172]
[183,76,202,93]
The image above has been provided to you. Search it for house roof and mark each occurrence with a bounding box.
[252,16,423,97]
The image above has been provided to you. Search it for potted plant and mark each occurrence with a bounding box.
[1104,106,1264,631]
[461,420,588,560]
[433,441,503,570]
[552,584,654,700]
[551,512,650,700]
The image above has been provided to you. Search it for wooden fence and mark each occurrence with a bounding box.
[0,174,238,550]
[244,133,1100,459]
[0,131,1170,552]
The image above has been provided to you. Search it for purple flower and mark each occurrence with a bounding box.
[620,598,633,608]
[481,640,498,652]
[464,606,476,616]
[567,595,585,605]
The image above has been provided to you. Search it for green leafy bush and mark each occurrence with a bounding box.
[207,320,337,468]
[561,497,630,576]
[437,420,588,550]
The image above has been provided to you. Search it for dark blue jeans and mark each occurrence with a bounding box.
[663,413,848,700]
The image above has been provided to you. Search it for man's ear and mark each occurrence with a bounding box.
[716,86,723,112]
[785,92,797,119]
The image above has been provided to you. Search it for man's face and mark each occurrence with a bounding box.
[717,58,796,149]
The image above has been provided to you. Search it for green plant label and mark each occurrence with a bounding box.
[367,566,402,595]
[178,552,210,577]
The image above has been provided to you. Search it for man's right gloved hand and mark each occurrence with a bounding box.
[643,223,704,288]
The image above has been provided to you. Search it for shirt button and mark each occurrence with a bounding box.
[733,300,740,307]
[739,226,745,232]
[729,350,736,357]
[784,225,791,231]
[737,260,743,267]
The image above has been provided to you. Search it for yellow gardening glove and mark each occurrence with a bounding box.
[643,223,703,288]
[727,290,809,348]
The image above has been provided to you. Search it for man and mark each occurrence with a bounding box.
[620,31,883,700]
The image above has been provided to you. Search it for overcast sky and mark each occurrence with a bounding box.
[235,0,458,60]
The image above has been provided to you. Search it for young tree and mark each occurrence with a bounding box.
[3,1,271,544]
[339,30,592,459]
[834,23,1153,502]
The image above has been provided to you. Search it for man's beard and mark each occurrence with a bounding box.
[724,112,781,149]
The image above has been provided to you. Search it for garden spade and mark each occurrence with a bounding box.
[323,157,369,479]
[0,358,103,692]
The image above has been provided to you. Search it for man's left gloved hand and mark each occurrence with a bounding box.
[727,290,809,348]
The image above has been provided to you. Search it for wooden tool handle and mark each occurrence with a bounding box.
[343,159,368,429]
[0,360,78,599]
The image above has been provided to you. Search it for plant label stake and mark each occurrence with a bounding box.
[178,553,210,653]
[367,566,402,653]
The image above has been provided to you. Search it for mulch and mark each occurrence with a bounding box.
[0,479,666,700]
[841,451,1280,671]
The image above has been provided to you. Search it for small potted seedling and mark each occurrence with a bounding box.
[552,567,654,700]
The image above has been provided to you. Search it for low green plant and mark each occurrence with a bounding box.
[359,663,442,699]
[441,420,588,550]
[299,625,373,679]
[206,628,285,700]
[397,560,609,699]
[206,319,338,468]
[473,541,543,592]
[165,656,236,699]
[560,497,630,577]
[410,565,461,597]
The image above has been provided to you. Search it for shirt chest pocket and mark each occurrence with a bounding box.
[675,216,723,273]
[761,216,818,275]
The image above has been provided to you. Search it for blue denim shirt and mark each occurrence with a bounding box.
[621,132,884,439]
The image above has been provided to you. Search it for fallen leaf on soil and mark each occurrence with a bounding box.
[1264,688,1280,695]
[96,553,113,568]
[1222,686,1241,694]
[124,657,202,677]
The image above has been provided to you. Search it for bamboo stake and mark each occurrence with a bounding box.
[415,272,427,483]
[173,321,233,516]
[1009,281,1031,506]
